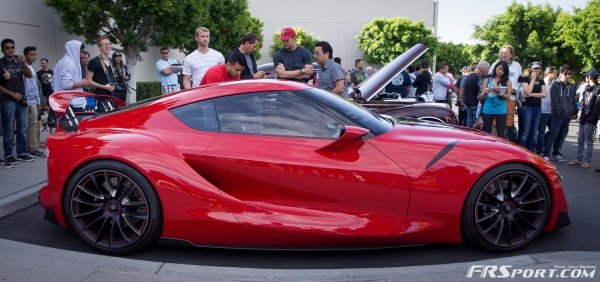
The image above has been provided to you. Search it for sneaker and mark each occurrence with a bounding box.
[543,156,551,162]
[0,159,14,168]
[554,155,566,162]
[16,154,34,162]
[581,163,591,169]
[568,160,582,166]
[595,168,600,173]
[29,150,46,158]
[5,156,19,165]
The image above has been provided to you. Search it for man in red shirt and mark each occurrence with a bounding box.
[199,52,247,86]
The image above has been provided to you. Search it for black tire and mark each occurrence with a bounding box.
[462,163,551,252]
[63,160,162,255]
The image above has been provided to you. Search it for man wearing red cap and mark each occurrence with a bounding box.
[273,27,313,83]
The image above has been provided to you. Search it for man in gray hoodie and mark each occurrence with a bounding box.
[52,40,90,92]
[543,64,577,162]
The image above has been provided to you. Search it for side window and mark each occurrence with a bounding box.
[170,100,218,131]
[214,91,343,138]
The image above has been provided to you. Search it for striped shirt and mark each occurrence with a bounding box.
[183,48,225,87]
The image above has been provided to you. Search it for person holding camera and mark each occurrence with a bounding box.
[112,52,129,102]
[0,38,35,166]
[86,36,116,98]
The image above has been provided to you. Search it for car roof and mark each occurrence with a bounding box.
[153,79,312,108]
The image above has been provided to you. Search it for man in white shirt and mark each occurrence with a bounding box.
[491,45,522,95]
[432,63,452,103]
[182,27,225,89]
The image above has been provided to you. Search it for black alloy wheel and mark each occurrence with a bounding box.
[64,160,162,255]
[462,163,551,252]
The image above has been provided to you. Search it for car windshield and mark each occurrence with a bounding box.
[298,88,392,136]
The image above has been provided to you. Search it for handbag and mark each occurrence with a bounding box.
[474,117,484,130]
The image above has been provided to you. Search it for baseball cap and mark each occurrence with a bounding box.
[529,62,542,69]
[420,59,429,68]
[587,69,600,79]
[280,27,296,41]
[114,52,122,57]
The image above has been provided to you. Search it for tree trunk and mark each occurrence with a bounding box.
[124,45,142,103]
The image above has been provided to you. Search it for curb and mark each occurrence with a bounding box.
[1,238,598,281]
[0,182,44,218]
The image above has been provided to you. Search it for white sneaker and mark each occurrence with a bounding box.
[554,155,566,162]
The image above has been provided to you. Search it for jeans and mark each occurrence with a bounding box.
[576,123,596,163]
[544,114,570,157]
[482,113,507,138]
[466,106,478,128]
[517,106,542,151]
[1,100,29,158]
[536,113,552,154]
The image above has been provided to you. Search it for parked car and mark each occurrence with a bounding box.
[257,45,457,125]
[40,44,569,255]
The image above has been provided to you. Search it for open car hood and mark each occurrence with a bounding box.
[350,44,428,101]
[48,91,125,115]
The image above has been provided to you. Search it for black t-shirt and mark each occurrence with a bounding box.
[0,57,27,102]
[413,71,431,95]
[273,46,312,82]
[230,48,257,80]
[464,73,482,107]
[518,76,545,108]
[36,69,54,97]
[88,56,116,95]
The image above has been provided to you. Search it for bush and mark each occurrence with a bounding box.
[357,17,438,65]
[136,81,162,101]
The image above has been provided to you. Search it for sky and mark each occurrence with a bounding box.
[437,0,590,44]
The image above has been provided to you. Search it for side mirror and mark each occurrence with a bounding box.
[317,126,369,152]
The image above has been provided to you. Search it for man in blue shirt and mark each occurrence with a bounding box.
[314,41,345,96]
[156,47,180,95]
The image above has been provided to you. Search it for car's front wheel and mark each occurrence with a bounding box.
[462,163,551,252]
[63,160,162,255]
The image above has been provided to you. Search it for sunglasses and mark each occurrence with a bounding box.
[4,46,15,50]
[161,52,169,54]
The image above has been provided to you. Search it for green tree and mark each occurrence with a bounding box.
[556,0,600,72]
[45,0,263,101]
[180,0,264,59]
[269,27,319,57]
[356,17,438,65]
[45,0,209,101]
[436,42,472,75]
[472,1,563,69]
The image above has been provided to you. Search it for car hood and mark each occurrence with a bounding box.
[350,44,428,101]
[383,118,503,143]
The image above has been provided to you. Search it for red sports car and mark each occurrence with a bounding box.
[40,45,569,255]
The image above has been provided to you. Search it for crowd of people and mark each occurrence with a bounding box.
[452,45,600,171]
[0,36,130,168]
[2,29,599,172]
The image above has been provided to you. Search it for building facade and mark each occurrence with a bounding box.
[0,0,434,100]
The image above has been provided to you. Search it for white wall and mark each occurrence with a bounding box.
[248,0,434,70]
[1,0,433,83]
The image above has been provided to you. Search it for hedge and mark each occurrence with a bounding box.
[136,81,162,101]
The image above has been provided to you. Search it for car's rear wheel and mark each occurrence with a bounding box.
[462,163,551,252]
[64,160,162,255]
